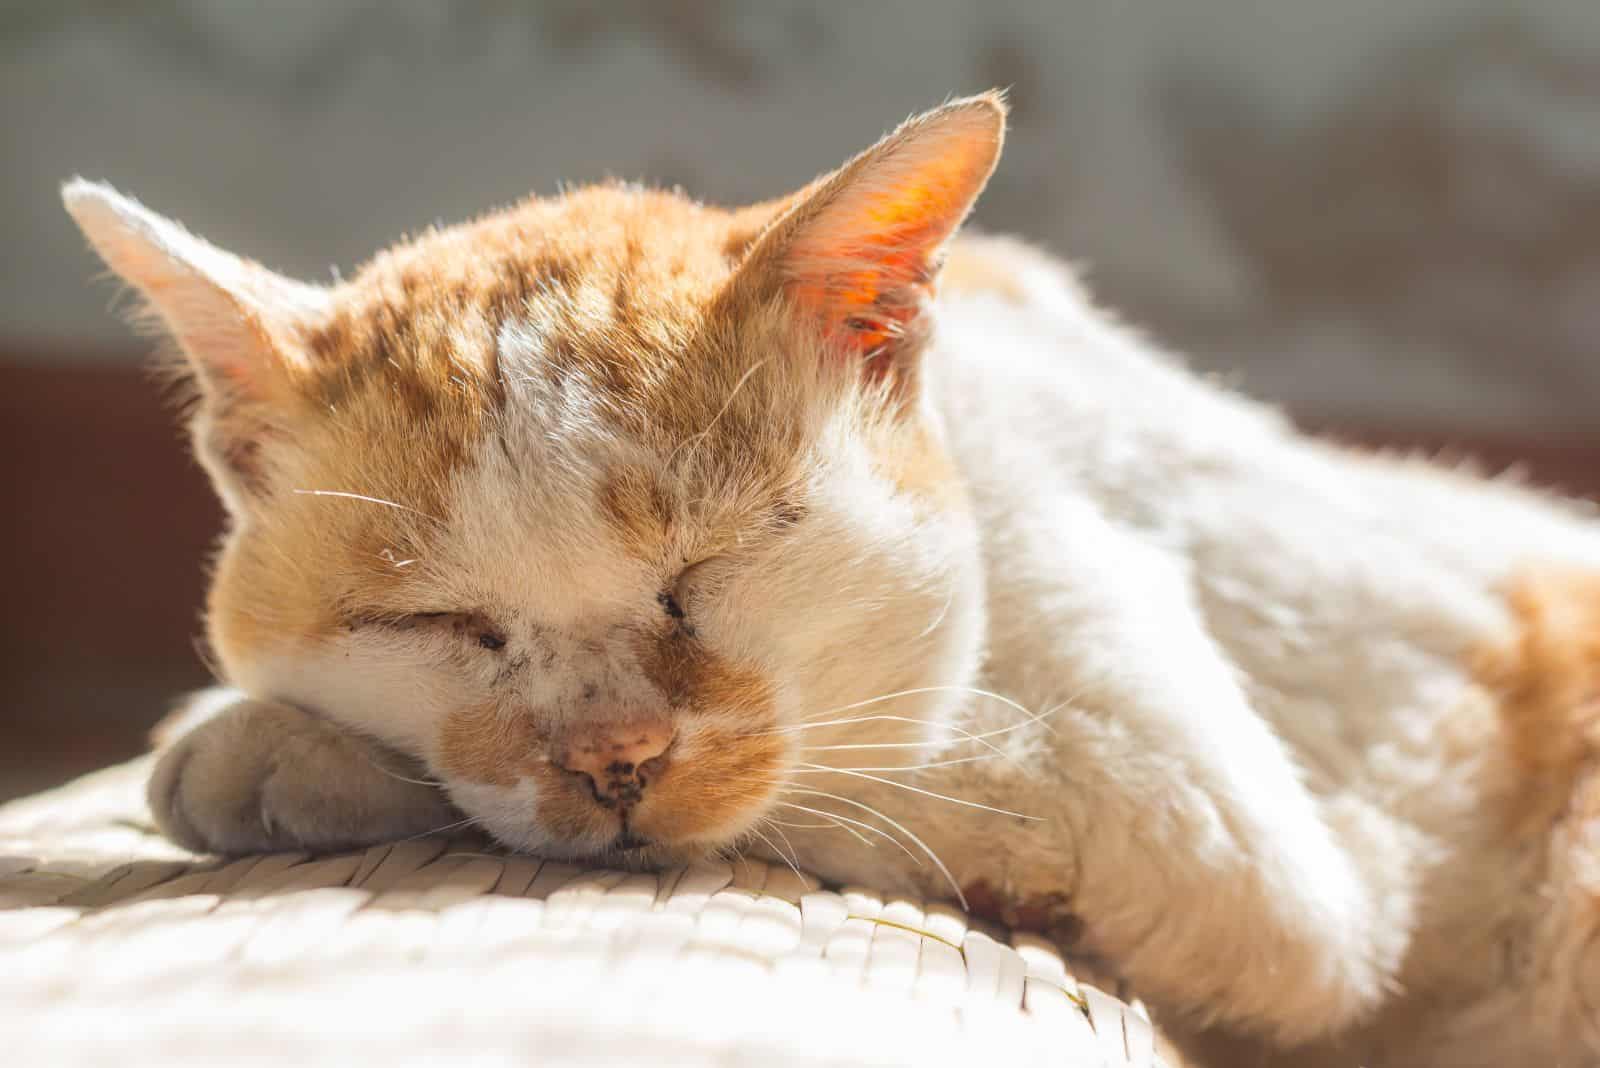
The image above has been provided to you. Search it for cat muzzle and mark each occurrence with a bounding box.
[553,719,675,809]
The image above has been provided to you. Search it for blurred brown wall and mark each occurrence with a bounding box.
[2,360,218,798]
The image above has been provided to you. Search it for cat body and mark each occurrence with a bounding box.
[63,95,1600,1066]
[915,237,1600,1065]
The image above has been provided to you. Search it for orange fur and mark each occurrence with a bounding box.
[436,638,784,851]
[438,701,540,788]
[64,97,998,868]
[1469,570,1600,1054]
[599,465,678,563]
[1476,569,1600,823]
[193,131,1001,667]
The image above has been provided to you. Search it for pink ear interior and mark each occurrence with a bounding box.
[767,95,1006,369]
[61,178,324,400]
[62,179,329,512]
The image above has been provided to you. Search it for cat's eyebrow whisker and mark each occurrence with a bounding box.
[794,763,1043,822]
[666,356,773,476]
[291,488,444,524]
[781,788,967,909]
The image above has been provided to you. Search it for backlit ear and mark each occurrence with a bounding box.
[738,93,1005,394]
[62,179,327,515]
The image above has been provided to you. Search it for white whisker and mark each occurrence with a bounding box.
[292,488,443,523]
[768,806,876,848]
[773,801,915,862]
[783,788,968,909]
[366,758,445,789]
[771,714,1016,763]
[398,814,482,843]
[798,685,1042,727]
[750,821,804,883]
[667,357,772,474]
[795,763,1042,821]
[764,818,803,873]
[792,753,997,773]
[768,816,849,832]
[812,698,1067,747]
[915,582,956,639]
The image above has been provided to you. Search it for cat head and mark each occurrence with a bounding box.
[64,94,1003,863]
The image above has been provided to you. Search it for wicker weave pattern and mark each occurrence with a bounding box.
[1,759,1171,1066]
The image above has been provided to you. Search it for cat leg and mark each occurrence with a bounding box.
[148,687,464,855]
[1005,506,1405,1044]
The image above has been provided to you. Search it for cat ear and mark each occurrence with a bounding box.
[736,93,1005,395]
[62,179,328,514]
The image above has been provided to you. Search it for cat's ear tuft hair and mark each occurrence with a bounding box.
[62,178,327,514]
[736,92,1006,395]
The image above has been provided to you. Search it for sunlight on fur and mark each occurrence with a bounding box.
[63,91,1600,1067]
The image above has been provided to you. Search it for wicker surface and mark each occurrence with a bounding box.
[1,758,1173,1066]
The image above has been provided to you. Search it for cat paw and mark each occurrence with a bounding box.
[147,692,461,855]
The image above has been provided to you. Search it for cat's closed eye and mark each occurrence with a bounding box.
[380,611,507,651]
[660,557,724,628]
[656,590,687,621]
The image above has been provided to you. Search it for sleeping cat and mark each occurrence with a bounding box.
[63,93,1600,1066]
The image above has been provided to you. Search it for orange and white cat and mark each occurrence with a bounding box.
[64,94,1600,1066]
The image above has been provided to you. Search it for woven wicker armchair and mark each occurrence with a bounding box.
[2,759,1180,1066]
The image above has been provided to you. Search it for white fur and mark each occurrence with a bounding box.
[860,239,1600,1060]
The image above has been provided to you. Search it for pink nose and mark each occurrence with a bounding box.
[554,720,674,807]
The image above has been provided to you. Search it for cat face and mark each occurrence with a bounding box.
[64,94,1004,864]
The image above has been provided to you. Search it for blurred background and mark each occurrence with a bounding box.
[3,1,1599,800]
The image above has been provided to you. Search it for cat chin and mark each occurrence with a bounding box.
[484,826,714,872]
[445,781,722,867]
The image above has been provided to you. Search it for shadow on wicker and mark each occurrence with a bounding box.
[0,758,1181,1067]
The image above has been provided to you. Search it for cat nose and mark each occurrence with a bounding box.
[554,720,674,807]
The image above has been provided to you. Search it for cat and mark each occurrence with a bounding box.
[63,92,1600,1067]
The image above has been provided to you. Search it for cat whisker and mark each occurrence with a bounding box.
[794,763,1042,821]
[915,582,957,639]
[291,488,444,524]
[781,787,967,909]
[749,820,805,883]
[766,714,1016,764]
[365,759,446,789]
[797,685,1043,727]
[791,753,998,773]
[772,800,915,861]
[767,815,858,833]
[397,814,483,844]
[763,817,803,874]
[769,689,1072,769]
[765,802,877,848]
